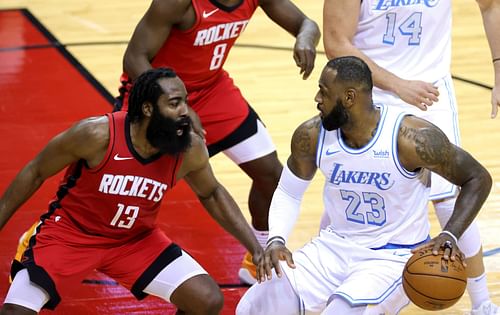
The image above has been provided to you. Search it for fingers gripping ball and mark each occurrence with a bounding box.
[402,247,467,311]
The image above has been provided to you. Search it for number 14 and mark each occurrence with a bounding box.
[383,12,422,46]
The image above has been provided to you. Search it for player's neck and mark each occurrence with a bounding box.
[341,107,380,149]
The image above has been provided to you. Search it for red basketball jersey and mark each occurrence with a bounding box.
[46,111,183,245]
[120,0,259,91]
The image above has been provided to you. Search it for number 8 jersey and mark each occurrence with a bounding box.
[150,0,258,91]
[354,0,450,97]
[316,104,431,248]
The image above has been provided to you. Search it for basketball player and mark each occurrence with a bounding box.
[116,0,320,285]
[0,68,263,314]
[322,1,500,313]
[236,57,492,314]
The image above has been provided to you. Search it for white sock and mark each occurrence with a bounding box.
[252,226,269,249]
[467,272,490,309]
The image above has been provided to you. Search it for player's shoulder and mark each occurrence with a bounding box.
[183,132,209,163]
[151,0,192,12]
[291,115,321,156]
[70,115,110,141]
[176,131,209,177]
[148,0,193,22]
[293,115,321,140]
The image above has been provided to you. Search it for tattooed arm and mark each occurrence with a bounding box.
[261,116,321,281]
[397,115,492,239]
[287,116,321,179]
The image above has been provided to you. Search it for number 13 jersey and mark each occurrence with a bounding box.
[44,111,183,246]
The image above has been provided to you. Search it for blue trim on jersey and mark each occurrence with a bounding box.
[391,111,418,179]
[444,76,461,146]
[337,104,388,155]
[334,276,402,306]
[370,235,430,250]
[316,124,327,168]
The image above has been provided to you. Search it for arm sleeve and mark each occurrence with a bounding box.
[268,164,312,244]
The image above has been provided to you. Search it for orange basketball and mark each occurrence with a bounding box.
[402,247,467,311]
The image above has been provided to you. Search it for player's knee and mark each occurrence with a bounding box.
[198,288,224,314]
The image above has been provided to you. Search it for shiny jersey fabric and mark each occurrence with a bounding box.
[122,0,259,91]
[48,111,182,245]
[316,104,431,248]
[354,0,451,103]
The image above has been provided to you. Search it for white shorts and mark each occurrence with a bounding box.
[223,119,276,165]
[374,74,460,200]
[4,250,207,312]
[282,229,410,313]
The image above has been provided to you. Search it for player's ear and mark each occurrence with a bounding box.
[142,102,153,117]
[344,89,356,108]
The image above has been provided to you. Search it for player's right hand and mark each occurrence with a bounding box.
[259,241,295,283]
[395,79,439,110]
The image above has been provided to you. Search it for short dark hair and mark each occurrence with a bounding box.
[326,56,373,91]
[128,68,178,122]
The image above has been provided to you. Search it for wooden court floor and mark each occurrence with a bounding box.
[0,1,499,314]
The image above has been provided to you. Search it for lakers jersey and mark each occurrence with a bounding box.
[354,0,451,102]
[316,104,431,248]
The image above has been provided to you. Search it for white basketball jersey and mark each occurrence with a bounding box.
[316,104,431,248]
[354,0,451,102]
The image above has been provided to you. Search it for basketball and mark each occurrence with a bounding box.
[402,247,467,311]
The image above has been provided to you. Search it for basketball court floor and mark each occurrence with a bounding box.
[0,1,499,314]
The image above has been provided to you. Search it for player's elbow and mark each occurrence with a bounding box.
[323,36,349,60]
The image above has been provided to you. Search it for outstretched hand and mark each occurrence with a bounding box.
[395,79,439,110]
[411,233,466,267]
[293,38,316,80]
[258,241,295,283]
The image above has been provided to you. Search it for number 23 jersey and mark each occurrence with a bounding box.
[316,105,431,248]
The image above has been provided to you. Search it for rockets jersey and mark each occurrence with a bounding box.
[46,111,182,245]
[149,0,258,91]
[353,0,451,103]
[316,104,431,248]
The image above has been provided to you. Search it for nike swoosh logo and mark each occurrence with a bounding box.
[113,154,134,161]
[325,149,341,156]
[202,8,219,18]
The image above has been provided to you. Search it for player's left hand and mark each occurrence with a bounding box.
[293,38,316,80]
[412,233,466,267]
[490,85,500,118]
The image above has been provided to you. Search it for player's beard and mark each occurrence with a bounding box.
[321,98,349,131]
[146,108,192,155]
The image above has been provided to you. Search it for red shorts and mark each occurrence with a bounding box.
[118,70,249,145]
[14,220,178,310]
